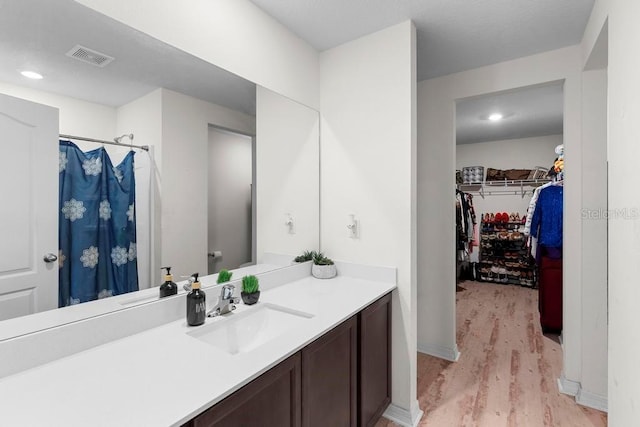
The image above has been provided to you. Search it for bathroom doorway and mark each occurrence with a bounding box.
[207,126,255,274]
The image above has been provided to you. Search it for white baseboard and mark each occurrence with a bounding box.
[576,388,608,412]
[417,342,460,362]
[557,374,580,396]
[383,401,424,427]
[557,376,608,413]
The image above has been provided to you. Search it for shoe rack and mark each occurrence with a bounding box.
[478,214,537,287]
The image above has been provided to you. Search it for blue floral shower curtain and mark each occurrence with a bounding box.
[58,140,138,307]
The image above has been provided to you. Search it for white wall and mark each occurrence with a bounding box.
[456,135,562,261]
[117,89,163,289]
[160,89,255,281]
[584,0,640,423]
[579,69,608,409]
[75,0,320,110]
[208,127,253,273]
[417,47,584,390]
[582,0,610,70]
[0,82,116,139]
[320,21,420,424]
[255,86,319,261]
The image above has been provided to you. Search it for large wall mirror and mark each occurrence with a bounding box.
[0,0,319,335]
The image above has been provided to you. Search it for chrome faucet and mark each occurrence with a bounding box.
[207,284,240,317]
[183,275,196,292]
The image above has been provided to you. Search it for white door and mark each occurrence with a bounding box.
[0,93,58,321]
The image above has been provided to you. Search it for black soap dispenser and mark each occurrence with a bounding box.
[186,273,206,326]
[159,267,178,298]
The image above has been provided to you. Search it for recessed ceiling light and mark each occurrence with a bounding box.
[21,70,43,80]
[488,113,503,121]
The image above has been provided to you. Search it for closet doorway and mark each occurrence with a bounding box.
[207,126,255,274]
[453,82,568,393]
[455,82,564,296]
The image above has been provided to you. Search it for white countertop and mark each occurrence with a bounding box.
[0,275,395,427]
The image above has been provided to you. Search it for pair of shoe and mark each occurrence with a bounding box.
[497,231,510,240]
[495,212,509,223]
[519,271,534,286]
[485,212,524,224]
[483,212,509,223]
[508,212,521,222]
[509,231,524,241]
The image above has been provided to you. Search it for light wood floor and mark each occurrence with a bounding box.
[377,281,607,427]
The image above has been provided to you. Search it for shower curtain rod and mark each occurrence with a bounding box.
[60,133,149,151]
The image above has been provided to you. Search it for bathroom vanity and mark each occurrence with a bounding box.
[185,292,392,427]
[0,262,395,427]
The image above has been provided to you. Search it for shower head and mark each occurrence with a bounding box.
[113,133,134,144]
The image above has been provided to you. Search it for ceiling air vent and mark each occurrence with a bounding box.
[65,45,114,67]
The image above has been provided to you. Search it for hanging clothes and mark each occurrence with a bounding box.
[466,193,477,249]
[523,181,553,235]
[455,190,477,247]
[456,190,478,282]
[530,183,563,248]
[58,140,138,307]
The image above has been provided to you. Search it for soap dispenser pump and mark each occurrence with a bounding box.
[159,267,178,298]
[186,273,206,326]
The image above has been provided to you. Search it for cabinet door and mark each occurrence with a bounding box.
[359,293,392,427]
[302,316,358,427]
[190,353,301,427]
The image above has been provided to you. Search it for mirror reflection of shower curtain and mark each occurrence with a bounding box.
[58,140,138,307]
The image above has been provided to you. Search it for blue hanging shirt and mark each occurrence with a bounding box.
[530,185,563,248]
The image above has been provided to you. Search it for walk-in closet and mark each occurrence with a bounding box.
[455,81,566,332]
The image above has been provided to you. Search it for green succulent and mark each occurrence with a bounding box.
[217,269,233,284]
[294,250,316,263]
[312,252,334,266]
[242,275,260,294]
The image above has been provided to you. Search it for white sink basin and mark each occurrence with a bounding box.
[186,303,314,355]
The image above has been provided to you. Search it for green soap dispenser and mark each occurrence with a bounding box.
[159,267,178,298]
[187,273,206,326]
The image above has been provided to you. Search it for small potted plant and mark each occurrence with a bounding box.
[311,252,337,279]
[241,275,260,305]
[217,269,233,284]
[294,250,316,263]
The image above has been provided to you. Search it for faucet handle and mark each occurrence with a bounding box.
[220,284,235,299]
[181,275,196,291]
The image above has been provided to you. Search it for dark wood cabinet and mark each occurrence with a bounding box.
[358,293,392,427]
[301,315,358,427]
[188,353,301,427]
[184,292,392,427]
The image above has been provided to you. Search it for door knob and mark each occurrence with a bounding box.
[43,253,58,263]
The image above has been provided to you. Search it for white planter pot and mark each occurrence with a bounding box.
[312,264,337,279]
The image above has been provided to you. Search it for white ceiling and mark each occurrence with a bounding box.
[0,0,256,114]
[249,0,595,81]
[456,82,564,145]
